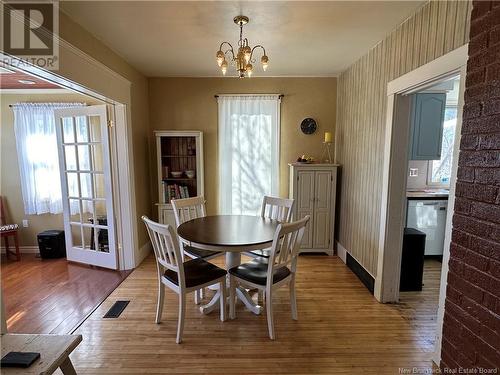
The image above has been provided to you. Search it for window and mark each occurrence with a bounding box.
[427,106,458,186]
[217,95,280,215]
[13,103,87,215]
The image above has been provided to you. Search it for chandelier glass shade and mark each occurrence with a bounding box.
[216,15,268,78]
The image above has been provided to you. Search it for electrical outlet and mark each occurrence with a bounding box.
[22,219,29,227]
[409,168,419,177]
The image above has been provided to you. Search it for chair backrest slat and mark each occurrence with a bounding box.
[267,216,310,281]
[171,196,207,227]
[142,216,185,285]
[261,196,294,223]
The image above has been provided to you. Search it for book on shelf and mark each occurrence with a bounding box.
[181,186,189,198]
[162,181,190,202]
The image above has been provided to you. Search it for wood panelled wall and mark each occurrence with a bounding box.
[335,0,472,276]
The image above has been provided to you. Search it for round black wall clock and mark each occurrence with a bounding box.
[300,118,317,134]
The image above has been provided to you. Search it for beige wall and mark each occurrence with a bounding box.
[148,77,337,215]
[335,0,471,276]
[0,92,100,247]
[56,11,152,261]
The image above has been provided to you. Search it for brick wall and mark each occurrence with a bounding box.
[440,0,500,371]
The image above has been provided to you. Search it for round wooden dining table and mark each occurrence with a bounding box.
[177,215,279,315]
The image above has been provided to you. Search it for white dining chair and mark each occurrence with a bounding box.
[229,215,310,340]
[244,196,295,304]
[171,196,222,259]
[245,196,295,259]
[142,216,227,344]
[171,196,223,304]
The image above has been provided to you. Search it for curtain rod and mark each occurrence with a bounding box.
[8,102,86,107]
[214,94,284,98]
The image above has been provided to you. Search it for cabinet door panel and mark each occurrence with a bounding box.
[313,171,332,249]
[160,208,177,233]
[297,171,315,249]
[410,93,446,160]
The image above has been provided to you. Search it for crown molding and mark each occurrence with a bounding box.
[0,88,71,94]
[57,37,131,86]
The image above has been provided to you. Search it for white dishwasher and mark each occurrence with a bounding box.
[406,199,448,256]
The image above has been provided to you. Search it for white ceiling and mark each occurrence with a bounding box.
[61,1,425,77]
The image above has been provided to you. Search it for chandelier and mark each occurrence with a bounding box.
[216,15,269,78]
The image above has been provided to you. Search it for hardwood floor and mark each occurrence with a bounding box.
[65,255,442,374]
[1,254,130,334]
[398,259,443,349]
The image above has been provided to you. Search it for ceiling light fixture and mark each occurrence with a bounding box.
[18,79,36,85]
[216,15,269,78]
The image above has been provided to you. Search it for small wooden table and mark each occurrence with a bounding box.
[177,215,279,315]
[1,334,82,374]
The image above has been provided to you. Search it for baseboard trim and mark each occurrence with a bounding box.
[336,241,375,295]
[0,246,39,254]
[135,242,151,267]
[336,242,347,263]
[299,249,334,256]
[346,253,375,294]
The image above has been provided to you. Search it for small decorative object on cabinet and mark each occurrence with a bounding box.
[155,131,204,229]
[289,163,339,255]
[322,131,333,163]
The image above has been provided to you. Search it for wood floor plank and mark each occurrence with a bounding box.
[63,255,441,374]
[1,254,130,334]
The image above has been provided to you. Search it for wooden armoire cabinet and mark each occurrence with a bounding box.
[288,163,339,255]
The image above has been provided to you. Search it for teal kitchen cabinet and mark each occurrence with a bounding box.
[409,93,446,160]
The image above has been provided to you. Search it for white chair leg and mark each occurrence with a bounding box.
[194,289,201,305]
[200,288,204,299]
[155,281,165,324]
[265,287,275,340]
[290,275,298,321]
[229,275,236,320]
[176,292,186,344]
[219,279,227,322]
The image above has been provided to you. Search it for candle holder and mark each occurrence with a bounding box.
[321,142,333,163]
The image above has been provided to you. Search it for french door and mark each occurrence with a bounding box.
[54,105,118,269]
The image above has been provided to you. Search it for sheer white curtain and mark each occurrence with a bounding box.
[13,103,86,215]
[218,95,280,215]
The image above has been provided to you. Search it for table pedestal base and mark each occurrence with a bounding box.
[199,252,263,315]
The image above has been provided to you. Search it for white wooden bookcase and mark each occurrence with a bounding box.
[288,163,339,255]
[155,131,204,229]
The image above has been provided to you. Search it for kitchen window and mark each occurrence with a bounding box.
[427,106,458,186]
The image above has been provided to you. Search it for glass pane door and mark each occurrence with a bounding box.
[54,105,117,269]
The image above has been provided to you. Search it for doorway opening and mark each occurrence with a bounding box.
[0,63,131,334]
[398,75,461,358]
[374,45,468,365]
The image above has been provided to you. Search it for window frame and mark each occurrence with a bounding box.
[217,94,281,215]
[425,105,458,188]
[426,160,449,187]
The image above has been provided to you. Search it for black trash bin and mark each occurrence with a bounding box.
[37,230,66,259]
[400,227,426,291]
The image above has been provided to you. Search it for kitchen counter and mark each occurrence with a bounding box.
[406,189,449,199]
